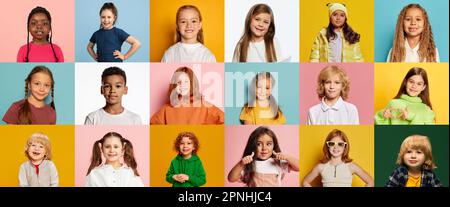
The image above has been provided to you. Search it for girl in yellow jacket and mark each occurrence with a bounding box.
[310,3,364,62]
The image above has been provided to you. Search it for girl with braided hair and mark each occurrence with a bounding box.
[17,6,64,62]
[2,66,56,124]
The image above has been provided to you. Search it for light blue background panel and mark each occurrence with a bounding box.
[0,63,75,124]
[225,63,300,125]
[75,0,150,62]
[375,0,449,62]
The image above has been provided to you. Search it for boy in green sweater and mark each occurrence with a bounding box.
[166,132,206,187]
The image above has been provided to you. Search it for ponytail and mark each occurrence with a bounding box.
[123,139,139,176]
[87,132,140,177]
[87,140,103,176]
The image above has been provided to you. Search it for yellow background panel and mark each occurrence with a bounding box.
[300,0,374,62]
[150,0,224,62]
[300,125,374,187]
[0,125,74,186]
[150,125,224,187]
[374,63,449,124]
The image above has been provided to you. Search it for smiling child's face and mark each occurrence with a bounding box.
[256,134,274,160]
[28,72,52,103]
[330,10,346,29]
[102,136,124,164]
[179,136,195,158]
[327,136,346,158]
[403,8,424,38]
[177,8,201,43]
[28,13,50,43]
[101,75,128,105]
[405,75,426,97]
[256,77,271,101]
[176,73,191,97]
[101,9,116,30]
[27,141,47,162]
[250,12,271,42]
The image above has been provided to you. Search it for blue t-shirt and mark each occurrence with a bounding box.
[89,27,130,62]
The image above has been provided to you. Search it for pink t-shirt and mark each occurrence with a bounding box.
[2,99,56,124]
[17,42,64,62]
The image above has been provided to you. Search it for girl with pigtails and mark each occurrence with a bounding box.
[85,132,144,187]
[2,66,56,124]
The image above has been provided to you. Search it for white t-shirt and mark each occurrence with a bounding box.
[84,108,142,125]
[161,42,216,63]
[232,37,289,62]
[307,96,359,125]
[85,164,144,187]
[329,32,343,62]
[387,39,440,62]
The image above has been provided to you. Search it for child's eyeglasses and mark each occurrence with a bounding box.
[326,141,347,148]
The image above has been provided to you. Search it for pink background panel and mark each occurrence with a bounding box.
[75,125,150,187]
[0,0,74,62]
[225,125,300,187]
[150,63,225,117]
[299,63,374,124]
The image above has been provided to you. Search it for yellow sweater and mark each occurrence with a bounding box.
[310,28,364,62]
[239,103,286,125]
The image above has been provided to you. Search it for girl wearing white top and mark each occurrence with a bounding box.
[302,129,374,187]
[307,65,359,125]
[85,132,144,187]
[232,4,289,62]
[387,4,439,62]
[161,5,216,63]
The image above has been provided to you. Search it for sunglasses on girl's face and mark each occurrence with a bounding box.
[326,141,347,148]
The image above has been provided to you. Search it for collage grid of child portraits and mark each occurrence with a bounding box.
[0,0,448,190]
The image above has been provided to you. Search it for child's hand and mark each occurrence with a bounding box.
[382,106,394,119]
[173,174,185,183]
[179,174,189,182]
[398,107,408,120]
[113,50,125,60]
[241,152,254,165]
[273,152,287,161]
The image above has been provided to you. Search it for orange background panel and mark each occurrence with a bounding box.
[0,125,74,187]
[150,125,224,187]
